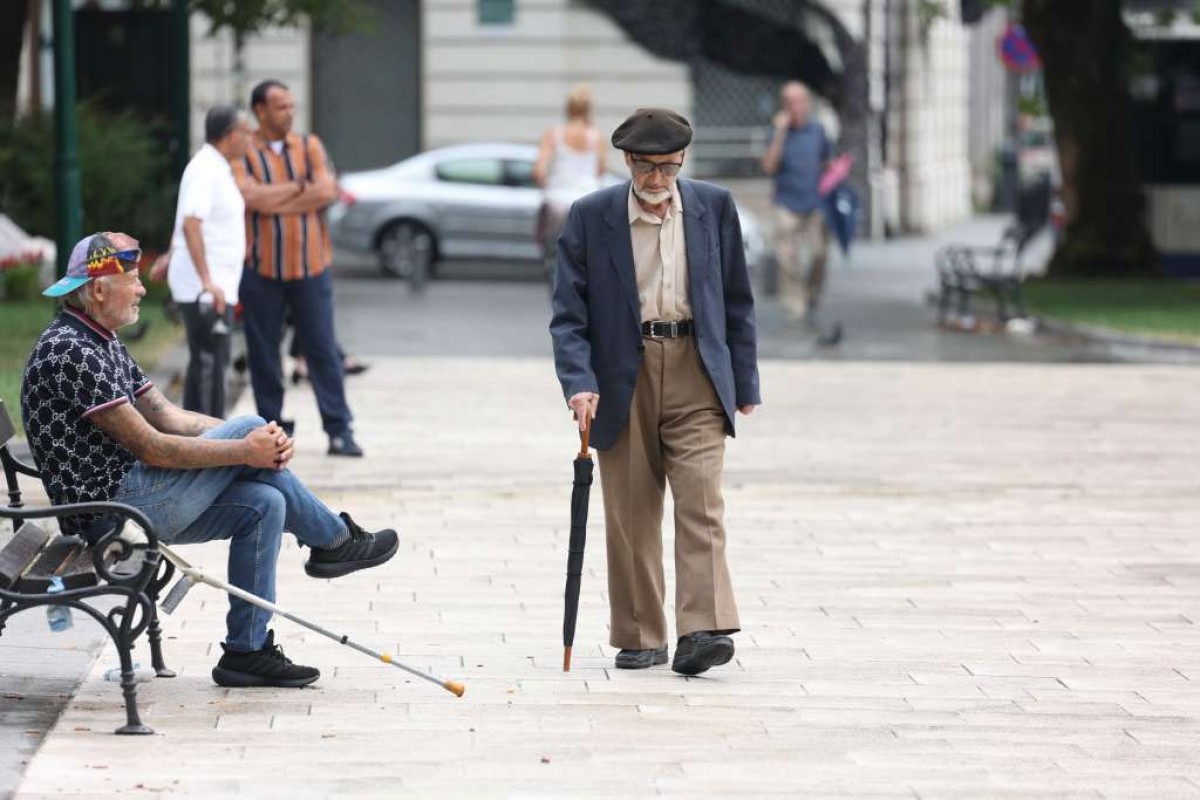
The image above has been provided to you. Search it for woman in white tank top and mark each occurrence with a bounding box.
[533,85,607,278]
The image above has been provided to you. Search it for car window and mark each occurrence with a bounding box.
[435,159,505,186]
[504,159,537,188]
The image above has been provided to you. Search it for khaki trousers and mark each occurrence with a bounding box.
[597,335,740,650]
[773,207,829,318]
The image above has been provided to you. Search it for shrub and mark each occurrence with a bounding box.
[0,250,46,301]
[0,104,177,250]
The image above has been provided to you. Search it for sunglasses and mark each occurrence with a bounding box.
[85,249,143,277]
[631,159,683,177]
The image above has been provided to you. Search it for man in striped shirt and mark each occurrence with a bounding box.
[234,79,362,457]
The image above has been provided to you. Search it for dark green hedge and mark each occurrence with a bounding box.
[0,105,177,249]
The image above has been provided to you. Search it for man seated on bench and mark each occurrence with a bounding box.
[20,232,398,689]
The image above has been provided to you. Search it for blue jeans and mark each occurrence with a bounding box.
[240,268,353,437]
[114,415,348,651]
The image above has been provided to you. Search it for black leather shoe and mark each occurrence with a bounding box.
[327,431,364,457]
[671,632,734,676]
[614,645,668,669]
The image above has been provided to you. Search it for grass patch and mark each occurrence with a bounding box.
[0,291,183,436]
[1023,279,1200,344]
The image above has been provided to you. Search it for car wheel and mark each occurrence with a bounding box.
[377,221,435,287]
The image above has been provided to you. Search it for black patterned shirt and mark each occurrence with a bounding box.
[21,307,152,536]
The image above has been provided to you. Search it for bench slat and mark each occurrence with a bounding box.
[0,521,52,589]
[18,535,99,593]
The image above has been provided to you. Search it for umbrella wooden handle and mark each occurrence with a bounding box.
[578,417,591,459]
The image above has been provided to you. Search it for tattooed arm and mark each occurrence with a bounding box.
[134,387,221,437]
[90,402,289,470]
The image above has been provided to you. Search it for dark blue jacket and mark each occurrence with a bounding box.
[550,178,761,451]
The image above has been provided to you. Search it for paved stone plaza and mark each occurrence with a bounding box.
[9,357,1200,798]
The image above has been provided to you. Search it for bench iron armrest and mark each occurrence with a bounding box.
[0,501,162,587]
[0,447,39,479]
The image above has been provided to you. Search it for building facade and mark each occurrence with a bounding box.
[11,0,976,237]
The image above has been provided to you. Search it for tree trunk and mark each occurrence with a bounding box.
[0,0,30,123]
[1023,0,1157,277]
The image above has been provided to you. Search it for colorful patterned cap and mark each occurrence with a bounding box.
[43,232,142,297]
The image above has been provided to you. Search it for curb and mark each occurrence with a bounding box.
[1036,317,1200,365]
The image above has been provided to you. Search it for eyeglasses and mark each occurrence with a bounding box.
[631,159,683,177]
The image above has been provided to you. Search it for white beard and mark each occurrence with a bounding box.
[633,184,671,205]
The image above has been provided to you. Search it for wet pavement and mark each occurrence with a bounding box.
[328,209,1127,366]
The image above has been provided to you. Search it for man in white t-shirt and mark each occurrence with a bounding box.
[161,106,252,416]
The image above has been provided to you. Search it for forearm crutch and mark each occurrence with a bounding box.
[158,543,464,697]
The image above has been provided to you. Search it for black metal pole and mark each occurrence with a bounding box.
[51,0,81,279]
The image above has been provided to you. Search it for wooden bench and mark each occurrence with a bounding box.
[0,399,176,735]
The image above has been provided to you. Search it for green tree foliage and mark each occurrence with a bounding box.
[0,105,176,247]
[133,0,373,38]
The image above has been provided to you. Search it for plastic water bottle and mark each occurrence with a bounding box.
[103,662,155,683]
[46,576,73,632]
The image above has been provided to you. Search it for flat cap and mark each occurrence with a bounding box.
[611,108,693,154]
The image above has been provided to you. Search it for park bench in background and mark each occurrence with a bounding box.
[936,222,1037,327]
[936,175,1052,329]
[0,399,175,735]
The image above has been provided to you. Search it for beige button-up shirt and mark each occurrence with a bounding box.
[628,183,691,323]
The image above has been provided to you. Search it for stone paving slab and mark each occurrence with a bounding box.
[12,358,1200,798]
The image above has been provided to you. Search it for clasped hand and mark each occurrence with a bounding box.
[245,421,294,471]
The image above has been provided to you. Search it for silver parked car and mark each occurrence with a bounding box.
[327,143,766,281]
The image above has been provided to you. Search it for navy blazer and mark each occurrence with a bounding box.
[550,178,762,451]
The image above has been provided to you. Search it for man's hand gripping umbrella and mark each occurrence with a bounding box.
[158,543,465,697]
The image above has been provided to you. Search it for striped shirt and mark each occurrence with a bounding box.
[235,131,334,281]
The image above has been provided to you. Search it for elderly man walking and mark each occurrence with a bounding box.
[234,79,362,456]
[761,81,832,320]
[23,233,399,687]
[550,108,761,676]
[158,106,251,417]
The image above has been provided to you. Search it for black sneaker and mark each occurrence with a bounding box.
[304,512,399,579]
[328,431,364,457]
[211,630,320,688]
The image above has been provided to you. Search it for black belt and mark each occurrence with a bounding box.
[641,320,694,338]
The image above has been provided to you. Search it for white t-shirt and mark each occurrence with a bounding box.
[168,143,246,303]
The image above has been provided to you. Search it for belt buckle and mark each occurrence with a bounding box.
[650,320,677,338]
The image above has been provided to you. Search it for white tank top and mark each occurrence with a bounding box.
[545,127,601,211]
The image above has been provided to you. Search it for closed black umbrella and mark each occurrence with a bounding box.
[562,419,593,672]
